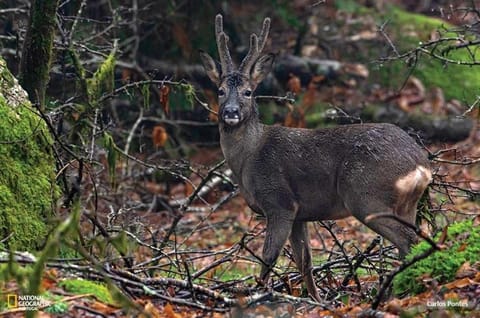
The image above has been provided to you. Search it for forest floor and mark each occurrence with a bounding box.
[1,2,480,317]
[2,129,480,317]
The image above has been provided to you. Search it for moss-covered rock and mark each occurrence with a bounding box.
[393,219,480,295]
[0,57,57,250]
[371,6,480,103]
[59,278,115,305]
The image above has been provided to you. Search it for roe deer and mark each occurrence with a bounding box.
[200,14,432,302]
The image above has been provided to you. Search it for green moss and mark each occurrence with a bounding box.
[87,52,115,105]
[42,292,69,314]
[393,220,480,295]
[372,6,480,102]
[0,58,57,250]
[59,279,115,305]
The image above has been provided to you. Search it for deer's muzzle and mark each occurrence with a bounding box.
[222,106,240,125]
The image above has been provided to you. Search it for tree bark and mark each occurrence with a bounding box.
[19,0,59,111]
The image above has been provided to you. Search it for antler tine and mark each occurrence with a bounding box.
[257,17,271,52]
[215,14,233,73]
[239,17,271,75]
[239,34,258,73]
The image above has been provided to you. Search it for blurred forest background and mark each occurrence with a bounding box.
[0,0,479,317]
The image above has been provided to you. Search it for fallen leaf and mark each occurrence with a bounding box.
[385,298,402,314]
[90,301,118,315]
[444,291,458,300]
[455,262,477,279]
[164,302,182,318]
[443,277,475,289]
[41,269,58,290]
[473,215,480,227]
[122,68,132,83]
[287,73,302,94]
[284,107,306,128]
[342,63,369,78]
[159,85,170,115]
[457,243,467,252]
[184,181,194,198]
[152,125,168,147]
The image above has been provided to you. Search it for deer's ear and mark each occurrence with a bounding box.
[199,50,221,85]
[250,53,275,88]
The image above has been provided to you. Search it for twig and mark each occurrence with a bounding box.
[255,93,296,104]
[371,245,437,309]
[319,221,361,291]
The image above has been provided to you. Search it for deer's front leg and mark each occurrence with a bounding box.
[259,205,297,283]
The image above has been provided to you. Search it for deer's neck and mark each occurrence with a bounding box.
[219,118,264,175]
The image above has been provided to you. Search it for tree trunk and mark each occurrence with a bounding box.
[19,0,59,111]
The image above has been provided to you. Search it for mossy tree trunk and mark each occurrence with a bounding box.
[19,0,59,111]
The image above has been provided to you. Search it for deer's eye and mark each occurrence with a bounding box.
[244,89,252,97]
[218,88,225,97]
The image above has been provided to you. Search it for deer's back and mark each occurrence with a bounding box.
[238,123,430,221]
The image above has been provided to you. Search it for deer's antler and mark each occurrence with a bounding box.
[239,17,271,75]
[215,14,233,74]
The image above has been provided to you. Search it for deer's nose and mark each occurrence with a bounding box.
[222,106,240,125]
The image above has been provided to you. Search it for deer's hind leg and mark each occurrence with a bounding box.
[289,221,320,302]
[347,198,418,258]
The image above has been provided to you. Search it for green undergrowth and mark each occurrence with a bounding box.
[0,58,58,250]
[59,278,116,305]
[393,219,480,295]
[43,292,69,314]
[372,6,480,103]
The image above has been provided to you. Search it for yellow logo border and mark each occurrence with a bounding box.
[7,294,18,309]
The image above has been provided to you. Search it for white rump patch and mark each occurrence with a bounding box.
[395,165,432,193]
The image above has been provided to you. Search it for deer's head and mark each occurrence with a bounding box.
[200,15,274,127]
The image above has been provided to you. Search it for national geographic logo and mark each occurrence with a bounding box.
[6,294,17,308]
[4,294,48,311]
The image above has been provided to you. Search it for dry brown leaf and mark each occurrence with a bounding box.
[160,85,170,115]
[455,261,477,279]
[167,285,176,297]
[312,310,334,318]
[473,215,480,227]
[152,125,168,148]
[287,73,302,94]
[204,89,219,122]
[184,181,194,198]
[430,87,445,115]
[385,298,403,314]
[342,63,369,78]
[90,301,118,315]
[121,68,132,83]
[457,243,467,252]
[438,225,449,245]
[137,300,162,318]
[164,302,182,318]
[41,269,58,290]
[444,291,459,300]
[474,271,480,282]
[284,107,306,128]
[254,304,274,316]
[443,277,474,289]
[348,306,364,316]
[397,95,411,112]
[406,76,426,98]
